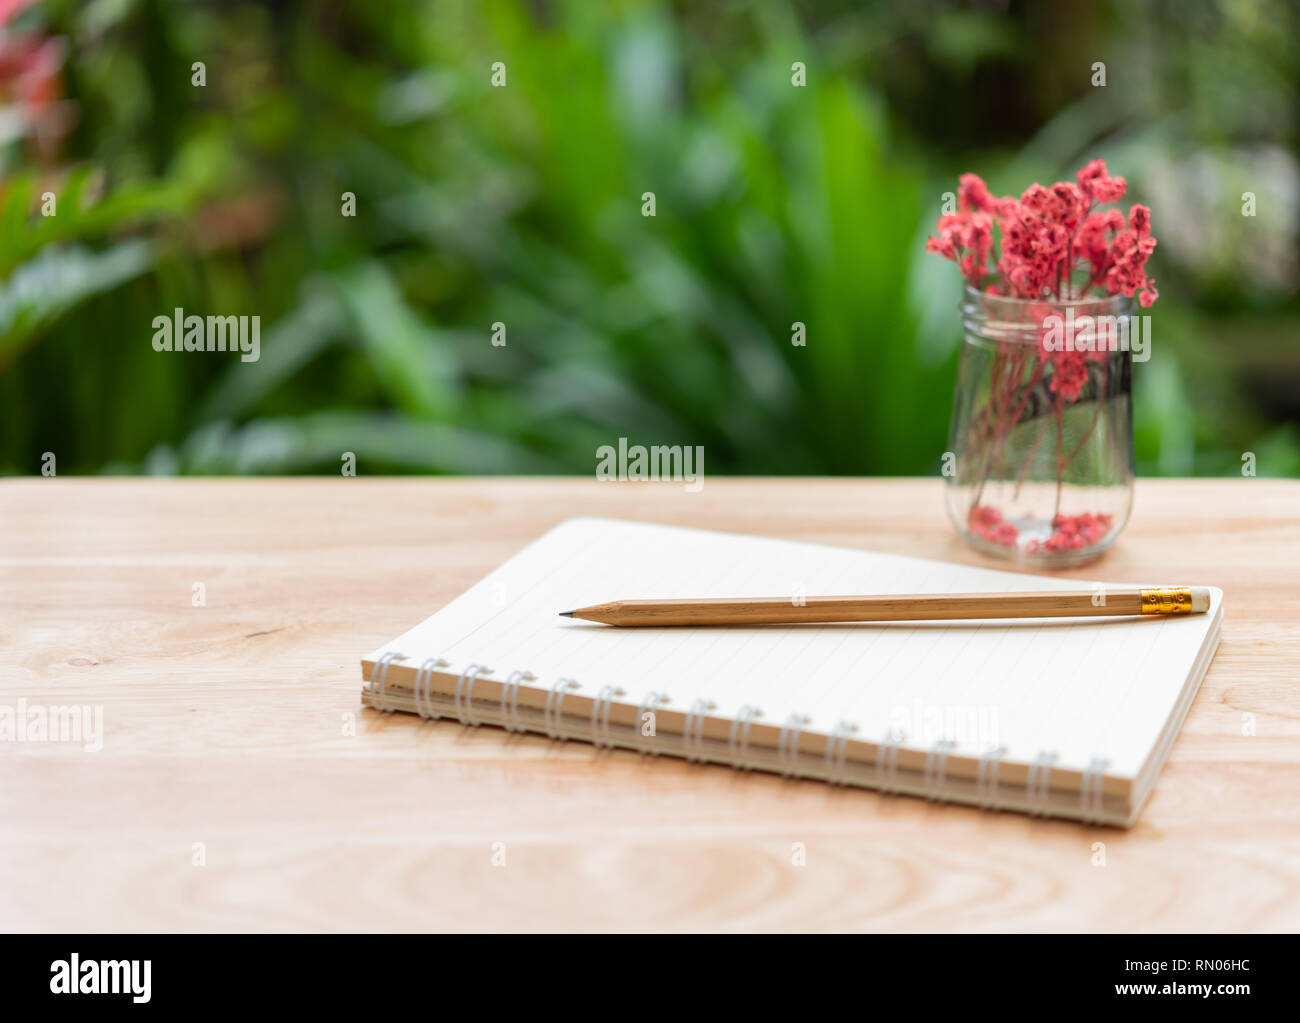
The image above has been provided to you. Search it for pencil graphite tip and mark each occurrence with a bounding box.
[558,610,574,618]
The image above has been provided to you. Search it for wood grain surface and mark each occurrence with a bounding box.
[1,477,1297,932]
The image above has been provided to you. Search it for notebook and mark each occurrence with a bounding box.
[361,518,1223,826]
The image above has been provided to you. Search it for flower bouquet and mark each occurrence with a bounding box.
[929,160,1157,564]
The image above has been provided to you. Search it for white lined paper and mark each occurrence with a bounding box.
[368,517,1222,781]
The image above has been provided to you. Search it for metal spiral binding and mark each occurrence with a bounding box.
[976,745,1008,810]
[369,651,407,712]
[875,727,905,793]
[825,720,860,787]
[683,698,715,763]
[453,663,492,727]
[411,656,448,719]
[544,677,581,741]
[923,738,959,802]
[778,713,812,778]
[634,691,670,755]
[499,669,536,732]
[1026,750,1060,817]
[727,706,763,771]
[590,685,626,750]
[1080,755,1110,824]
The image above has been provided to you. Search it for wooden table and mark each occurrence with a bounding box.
[2,477,1297,932]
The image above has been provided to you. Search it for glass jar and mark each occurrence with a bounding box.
[944,285,1137,566]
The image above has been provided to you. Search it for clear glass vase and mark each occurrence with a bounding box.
[944,285,1137,567]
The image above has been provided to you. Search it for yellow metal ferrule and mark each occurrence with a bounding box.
[1140,587,1194,614]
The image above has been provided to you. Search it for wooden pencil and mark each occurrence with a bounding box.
[560,587,1212,626]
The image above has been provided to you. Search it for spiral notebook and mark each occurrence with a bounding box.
[361,517,1223,826]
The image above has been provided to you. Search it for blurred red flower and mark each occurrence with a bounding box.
[0,1,70,158]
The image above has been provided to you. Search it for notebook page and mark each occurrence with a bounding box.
[367,518,1222,779]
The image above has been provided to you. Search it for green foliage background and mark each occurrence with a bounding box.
[2,0,1298,476]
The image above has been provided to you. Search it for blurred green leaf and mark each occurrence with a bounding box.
[1,0,1295,477]
[0,241,153,366]
[334,261,461,420]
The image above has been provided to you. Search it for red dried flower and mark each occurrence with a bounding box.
[1076,159,1127,204]
[969,505,1019,546]
[1025,512,1114,553]
[958,173,995,214]
[926,173,1002,289]
[1104,203,1158,306]
[1045,349,1090,401]
[928,159,1156,306]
